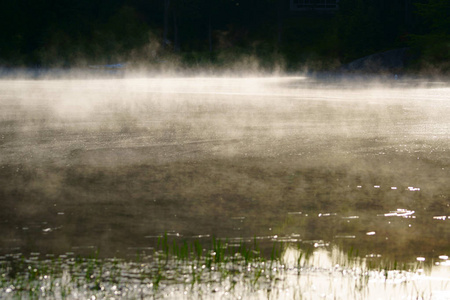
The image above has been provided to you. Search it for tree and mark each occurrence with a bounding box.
[336,0,412,61]
[415,0,450,34]
[163,0,171,49]
[410,0,450,69]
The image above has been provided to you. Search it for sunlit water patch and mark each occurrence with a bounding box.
[1,242,449,300]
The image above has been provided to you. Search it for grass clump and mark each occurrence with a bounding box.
[0,237,443,299]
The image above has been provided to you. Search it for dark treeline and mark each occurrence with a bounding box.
[0,0,448,72]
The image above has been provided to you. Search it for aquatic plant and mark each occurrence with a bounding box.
[1,237,445,299]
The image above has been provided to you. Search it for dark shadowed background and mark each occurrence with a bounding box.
[0,0,449,74]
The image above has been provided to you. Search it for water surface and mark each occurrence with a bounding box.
[0,76,448,298]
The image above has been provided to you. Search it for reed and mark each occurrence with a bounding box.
[0,238,442,299]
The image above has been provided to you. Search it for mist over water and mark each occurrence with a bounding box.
[0,75,449,298]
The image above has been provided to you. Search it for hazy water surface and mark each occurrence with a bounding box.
[0,76,449,298]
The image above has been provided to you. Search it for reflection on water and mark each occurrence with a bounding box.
[0,243,448,299]
[0,76,449,297]
[380,208,415,217]
[282,246,450,300]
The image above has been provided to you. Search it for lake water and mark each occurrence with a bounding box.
[0,75,448,298]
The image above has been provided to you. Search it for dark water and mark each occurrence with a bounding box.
[0,77,448,273]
